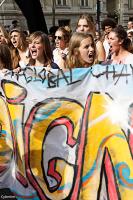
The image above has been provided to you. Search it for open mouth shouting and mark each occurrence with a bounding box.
[12,40,18,47]
[88,52,94,61]
[109,45,113,53]
[30,48,38,58]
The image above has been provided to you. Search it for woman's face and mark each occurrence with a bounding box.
[10,31,21,48]
[78,37,95,66]
[95,31,100,40]
[128,32,133,41]
[54,30,66,50]
[108,31,122,54]
[0,32,7,44]
[29,36,44,60]
[76,19,90,33]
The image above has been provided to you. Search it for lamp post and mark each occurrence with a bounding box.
[96,0,101,31]
[119,0,122,24]
[52,0,55,26]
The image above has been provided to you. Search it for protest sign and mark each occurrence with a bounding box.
[0,65,133,199]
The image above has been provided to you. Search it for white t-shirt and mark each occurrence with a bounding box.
[111,53,133,64]
[53,48,68,68]
[103,39,110,59]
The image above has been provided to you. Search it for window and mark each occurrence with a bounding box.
[56,0,67,6]
[129,0,133,8]
[81,0,89,7]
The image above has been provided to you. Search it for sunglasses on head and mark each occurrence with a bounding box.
[54,36,63,40]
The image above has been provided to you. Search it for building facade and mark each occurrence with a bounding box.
[0,0,133,31]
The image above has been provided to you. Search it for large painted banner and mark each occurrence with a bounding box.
[0,65,133,200]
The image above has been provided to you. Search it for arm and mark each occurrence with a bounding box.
[96,40,106,63]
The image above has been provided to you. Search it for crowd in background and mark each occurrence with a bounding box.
[0,14,133,73]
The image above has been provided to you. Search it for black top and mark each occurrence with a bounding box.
[51,62,59,69]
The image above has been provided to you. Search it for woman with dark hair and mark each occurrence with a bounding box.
[53,27,71,69]
[28,31,59,69]
[101,18,117,59]
[128,31,133,43]
[108,25,133,64]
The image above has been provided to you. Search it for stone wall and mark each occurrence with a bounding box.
[0,0,132,31]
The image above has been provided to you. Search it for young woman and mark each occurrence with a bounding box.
[127,31,133,44]
[101,18,117,59]
[108,25,133,64]
[28,31,59,70]
[76,14,105,63]
[10,28,29,69]
[53,27,71,69]
[66,32,97,68]
[0,25,11,45]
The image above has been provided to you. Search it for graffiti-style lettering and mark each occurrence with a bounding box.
[3,68,82,88]
[2,80,28,187]
[80,93,133,199]
[24,98,84,199]
[0,97,13,173]
[91,64,133,85]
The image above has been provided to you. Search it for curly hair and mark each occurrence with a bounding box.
[101,18,117,30]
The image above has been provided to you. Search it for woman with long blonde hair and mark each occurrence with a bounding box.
[10,28,29,69]
[66,32,97,68]
[76,14,105,63]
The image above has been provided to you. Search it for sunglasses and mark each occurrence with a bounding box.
[54,36,63,40]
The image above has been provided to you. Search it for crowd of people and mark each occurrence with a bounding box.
[0,14,133,73]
